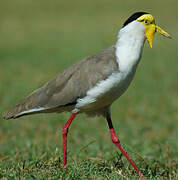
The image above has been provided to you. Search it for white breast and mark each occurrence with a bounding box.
[116,21,145,73]
[74,21,146,113]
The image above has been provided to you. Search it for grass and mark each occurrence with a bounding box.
[0,0,178,179]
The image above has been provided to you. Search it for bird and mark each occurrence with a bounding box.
[3,12,171,178]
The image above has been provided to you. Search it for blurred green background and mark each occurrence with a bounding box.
[0,0,177,179]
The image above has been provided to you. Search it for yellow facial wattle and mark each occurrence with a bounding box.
[136,14,171,48]
[145,24,156,48]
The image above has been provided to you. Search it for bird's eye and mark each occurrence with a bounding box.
[144,20,150,25]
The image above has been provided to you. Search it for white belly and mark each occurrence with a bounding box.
[74,68,136,112]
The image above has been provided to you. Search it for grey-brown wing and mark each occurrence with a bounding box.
[3,45,118,119]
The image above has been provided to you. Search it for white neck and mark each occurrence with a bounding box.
[115,21,146,73]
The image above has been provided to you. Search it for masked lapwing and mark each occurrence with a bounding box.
[3,12,171,178]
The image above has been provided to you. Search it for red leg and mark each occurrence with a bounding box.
[62,113,78,166]
[106,113,143,178]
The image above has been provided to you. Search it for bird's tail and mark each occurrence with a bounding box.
[3,92,47,120]
[3,102,47,120]
[3,99,33,120]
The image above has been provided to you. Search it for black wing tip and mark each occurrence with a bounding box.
[3,111,30,120]
[2,113,14,120]
[2,109,20,120]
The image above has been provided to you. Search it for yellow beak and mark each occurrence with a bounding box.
[156,25,172,39]
[145,24,171,48]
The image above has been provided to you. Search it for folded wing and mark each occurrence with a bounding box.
[3,46,118,119]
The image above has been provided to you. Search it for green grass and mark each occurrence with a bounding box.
[0,0,178,179]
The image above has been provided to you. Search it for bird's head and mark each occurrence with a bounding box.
[123,12,171,48]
